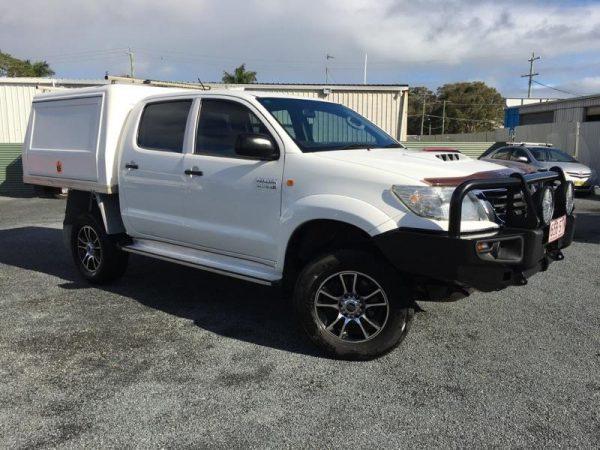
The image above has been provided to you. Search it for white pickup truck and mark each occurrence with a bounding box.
[22,84,575,359]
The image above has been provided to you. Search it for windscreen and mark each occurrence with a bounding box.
[257,97,402,152]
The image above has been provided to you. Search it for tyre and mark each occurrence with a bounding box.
[70,213,129,284]
[293,249,414,360]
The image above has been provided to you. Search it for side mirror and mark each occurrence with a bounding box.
[235,133,279,160]
[516,156,529,163]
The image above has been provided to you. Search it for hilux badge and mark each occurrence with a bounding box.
[256,177,277,190]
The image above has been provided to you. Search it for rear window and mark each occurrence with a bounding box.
[137,100,192,152]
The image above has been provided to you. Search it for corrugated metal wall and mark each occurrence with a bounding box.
[0,143,32,196]
[238,88,407,140]
[0,85,35,195]
[579,122,600,175]
[0,84,37,143]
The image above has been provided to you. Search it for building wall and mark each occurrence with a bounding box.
[0,79,408,143]
[0,84,38,143]
[208,84,408,140]
[517,95,600,124]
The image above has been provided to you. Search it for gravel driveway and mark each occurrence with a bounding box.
[0,195,598,448]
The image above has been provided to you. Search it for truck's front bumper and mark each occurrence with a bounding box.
[373,215,574,292]
[374,169,576,293]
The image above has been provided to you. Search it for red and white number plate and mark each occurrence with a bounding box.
[548,215,566,243]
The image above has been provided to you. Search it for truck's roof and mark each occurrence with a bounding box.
[33,83,334,104]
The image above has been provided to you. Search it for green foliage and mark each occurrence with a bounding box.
[222,63,257,84]
[0,50,55,77]
[408,82,504,135]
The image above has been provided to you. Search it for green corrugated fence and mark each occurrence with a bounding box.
[400,141,495,159]
[0,143,33,196]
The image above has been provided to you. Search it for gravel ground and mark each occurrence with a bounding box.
[0,195,598,448]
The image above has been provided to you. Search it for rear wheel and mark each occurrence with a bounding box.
[293,249,413,360]
[70,214,128,284]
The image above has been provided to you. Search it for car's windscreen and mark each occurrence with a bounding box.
[257,97,402,152]
[529,147,576,162]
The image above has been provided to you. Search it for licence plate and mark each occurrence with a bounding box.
[548,215,566,243]
[574,180,586,187]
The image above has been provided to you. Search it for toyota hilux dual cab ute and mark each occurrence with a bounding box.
[22,84,575,360]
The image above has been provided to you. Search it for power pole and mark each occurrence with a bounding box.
[363,53,368,84]
[441,100,447,135]
[420,99,426,136]
[127,48,135,78]
[521,52,540,98]
[325,54,334,84]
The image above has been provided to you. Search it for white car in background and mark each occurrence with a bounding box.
[480,143,597,195]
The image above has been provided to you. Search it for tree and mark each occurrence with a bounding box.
[408,82,504,136]
[0,50,54,77]
[431,82,504,134]
[222,63,257,84]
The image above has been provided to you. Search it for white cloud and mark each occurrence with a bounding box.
[1,0,599,91]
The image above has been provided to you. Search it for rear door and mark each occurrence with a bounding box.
[180,96,284,263]
[119,99,193,241]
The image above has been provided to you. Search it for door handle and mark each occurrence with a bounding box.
[125,162,139,170]
[184,169,203,176]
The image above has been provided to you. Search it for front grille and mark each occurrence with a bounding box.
[480,188,528,223]
[566,171,591,178]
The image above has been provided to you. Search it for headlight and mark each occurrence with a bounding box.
[391,185,493,222]
[565,182,574,215]
[539,186,555,225]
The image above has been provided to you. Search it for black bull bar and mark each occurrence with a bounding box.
[448,168,570,238]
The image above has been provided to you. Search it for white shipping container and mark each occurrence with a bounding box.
[22,84,183,193]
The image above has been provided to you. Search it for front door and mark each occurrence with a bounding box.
[181,97,284,263]
[119,99,193,241]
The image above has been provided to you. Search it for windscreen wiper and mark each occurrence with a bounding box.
[336,144,373,150]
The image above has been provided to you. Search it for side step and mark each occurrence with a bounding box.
[121,239,280,286]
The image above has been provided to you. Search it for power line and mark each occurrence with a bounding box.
[531,79,585,97]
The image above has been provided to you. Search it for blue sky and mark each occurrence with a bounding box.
[2,0,600,98]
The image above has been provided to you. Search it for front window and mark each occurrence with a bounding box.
[257,97,401,152]
[196,99,271,158]
[529,147,576,162]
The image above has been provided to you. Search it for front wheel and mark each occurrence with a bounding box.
[293,249,413,360]
[70,214,129,284]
